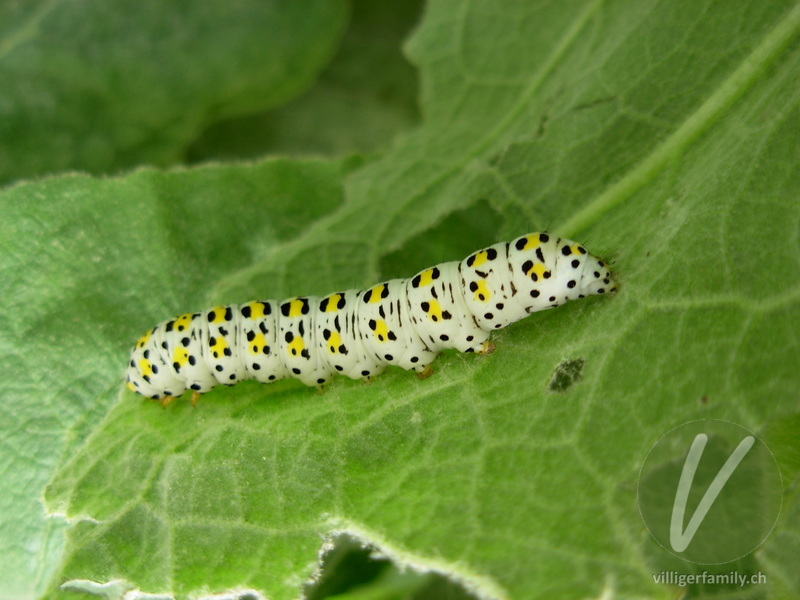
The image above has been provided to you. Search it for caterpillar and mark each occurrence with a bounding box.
[126,232,617,406]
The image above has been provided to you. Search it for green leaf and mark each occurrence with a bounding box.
[1,1,798,599]
[188,0,422,161]
[0,157,359,600]
[0,0,347,184]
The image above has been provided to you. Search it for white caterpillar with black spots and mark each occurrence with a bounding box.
[126,232,617,406]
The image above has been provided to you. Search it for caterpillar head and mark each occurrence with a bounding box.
[578,257,618,297]
[506,232,618,315]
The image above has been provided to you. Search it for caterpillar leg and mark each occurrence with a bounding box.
[159,395,176,409]
[415,365,434,379]
[191,391,202,407]
[477,341,496,356]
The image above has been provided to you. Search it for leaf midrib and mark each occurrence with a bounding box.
[559,2,800,237]
[0,0,61,61]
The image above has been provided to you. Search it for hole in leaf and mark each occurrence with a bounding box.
[305,534,483,600]
[196,591,263,600]
[548,357,586,392]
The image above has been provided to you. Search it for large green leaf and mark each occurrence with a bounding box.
[0,0,347,184]
[1,1,798,599]
[187,0,422,161]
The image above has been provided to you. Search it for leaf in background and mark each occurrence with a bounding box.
[188,0,423,161]
[1,1,799,599]
[0,0,347,184]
